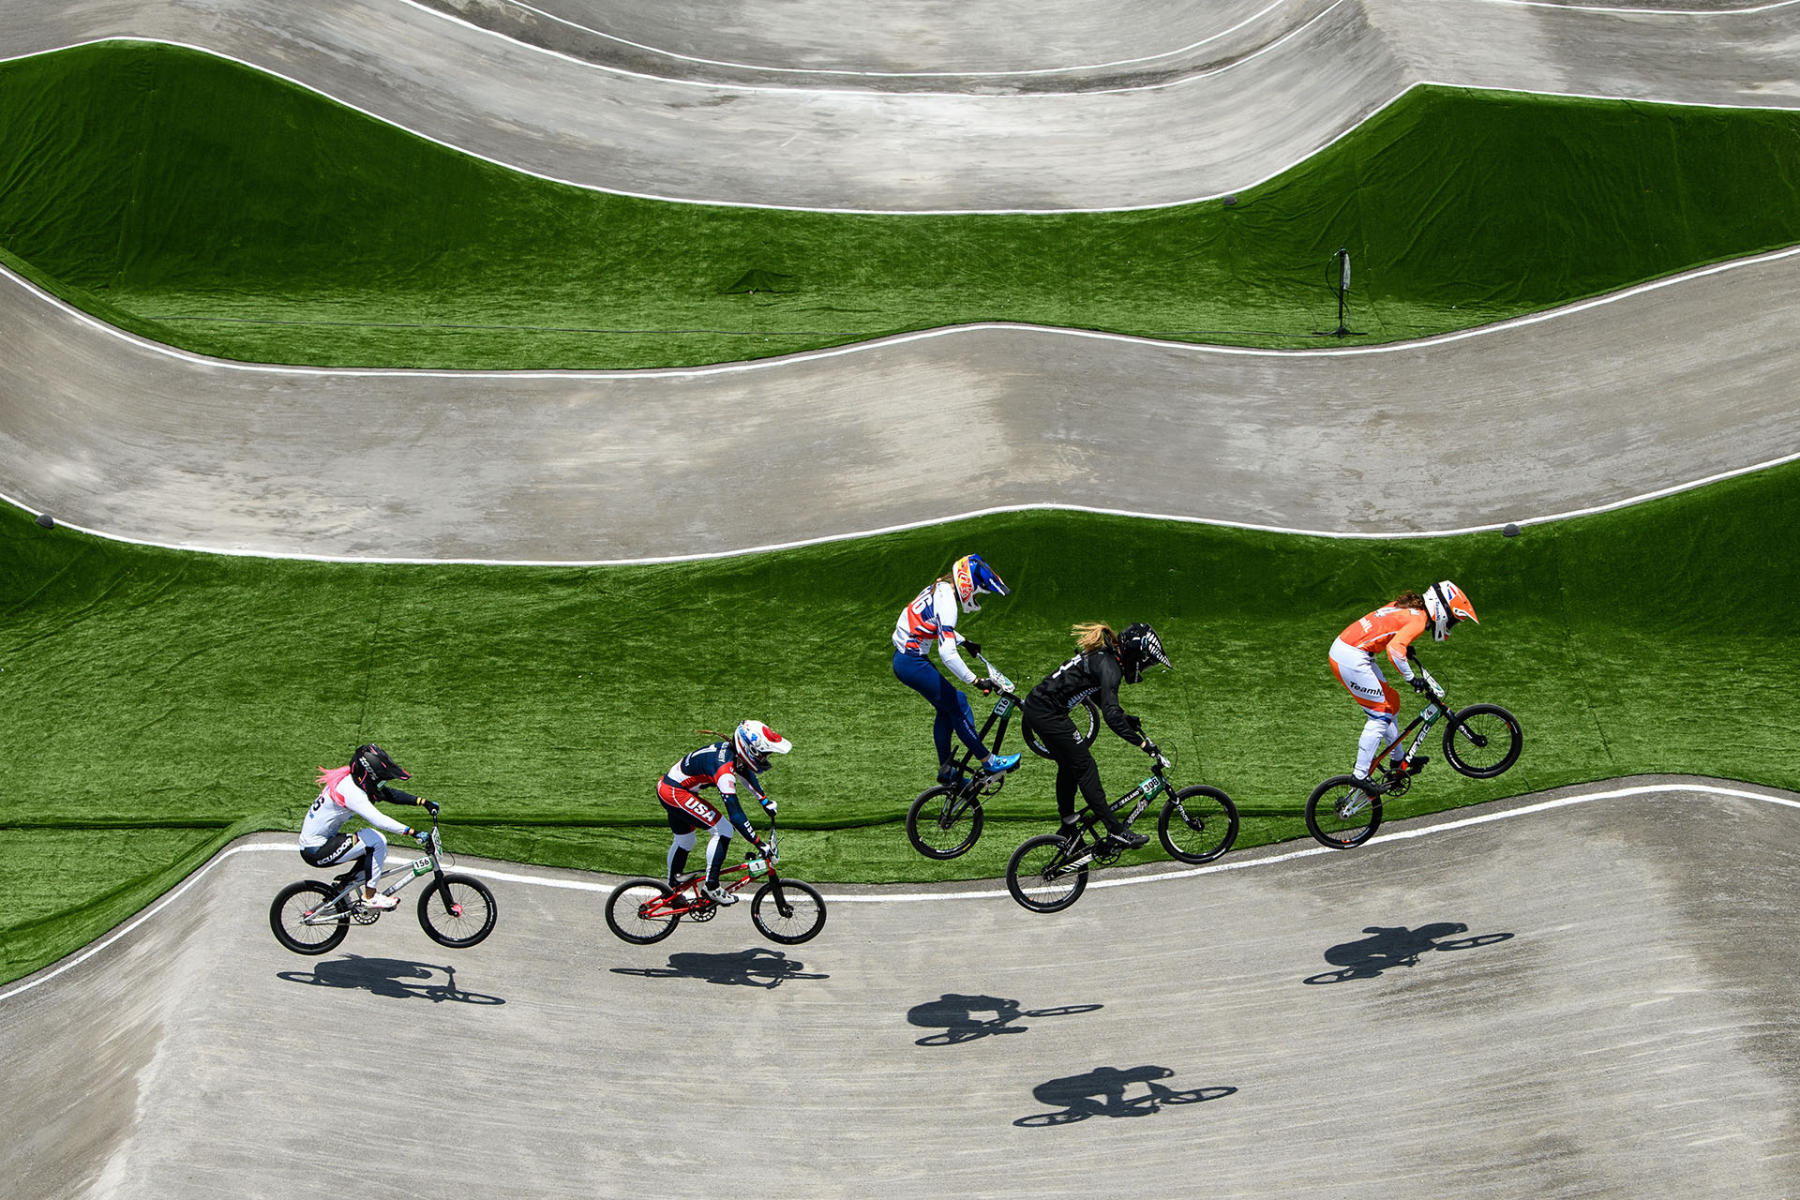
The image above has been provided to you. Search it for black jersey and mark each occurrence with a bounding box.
[1025,649,1141,742]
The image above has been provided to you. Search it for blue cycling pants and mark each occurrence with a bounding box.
[893,651,988,765]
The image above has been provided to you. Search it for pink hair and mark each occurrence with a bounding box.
[314,764,353,804]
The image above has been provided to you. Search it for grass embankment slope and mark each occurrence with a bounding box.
[1,41,1798,368]
[3,465,1798,982]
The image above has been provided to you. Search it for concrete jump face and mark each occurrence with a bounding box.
[1,0,1797,210]
[4,780,1796,1197]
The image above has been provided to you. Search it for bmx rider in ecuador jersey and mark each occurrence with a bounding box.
[297,744,435,911]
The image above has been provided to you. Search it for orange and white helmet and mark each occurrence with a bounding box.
[1424,581,1479,641]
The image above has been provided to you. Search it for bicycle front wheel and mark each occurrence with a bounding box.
[418,874,498,948]
[1023,697,1100,758]
[1157,786,1239,864]
[606,878,682,945]
[1305,775,1384,849]
[1443,704,1522,778]
[270,881,350,955]
[1006,835,1088,913]
[906,785,983,859]
[751,878,827,944]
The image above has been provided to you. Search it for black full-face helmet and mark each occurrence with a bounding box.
[349,743,410,793]
[1118,623,1172,684]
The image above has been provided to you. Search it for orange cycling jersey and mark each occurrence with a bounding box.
[1336,605,1429,668]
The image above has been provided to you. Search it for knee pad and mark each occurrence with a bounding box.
[672,830,697,853]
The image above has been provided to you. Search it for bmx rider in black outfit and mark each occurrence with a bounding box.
[1022,622,1172,852]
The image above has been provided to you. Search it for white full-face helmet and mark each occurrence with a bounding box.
[733,721,792,774]
[1423,581,1479,641]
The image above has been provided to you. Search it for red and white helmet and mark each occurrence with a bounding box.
[1424,581,1479,641]
[733,721,792,774]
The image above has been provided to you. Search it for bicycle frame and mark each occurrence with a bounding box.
[942,652,1027,776]
[1369,662,1449,768]
[310,817,448,920]
[1055,757,1176,868]
[637,826,790,921]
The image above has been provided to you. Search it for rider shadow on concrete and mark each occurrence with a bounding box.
[906,994,1104,1046]
[276,955,505,1005]
[610,947,826,989]
[1014,1065,1237,1127]
[1304,922,1515,984]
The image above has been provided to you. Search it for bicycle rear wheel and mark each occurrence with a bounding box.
[906,785,983,859]
[1023,698,1100,758]
[751,878,827,944]
[1157,786,1239,864]
[1443,704,1522,778]
[1006,835,1088,913]
[270,881,350,955]
[606,878,682,945]
[418,874,498,948]
[1305,775,1383,849]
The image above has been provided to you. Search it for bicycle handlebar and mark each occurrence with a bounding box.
[1417,664,1449,705]
[971,651,1016,695]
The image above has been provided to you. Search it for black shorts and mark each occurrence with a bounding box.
[300,831,362,868]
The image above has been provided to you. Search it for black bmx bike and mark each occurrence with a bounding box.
[269,812,498,955]
[1305,662,1522,849]
[905,651,1099,860]
[1005,747,1238,913]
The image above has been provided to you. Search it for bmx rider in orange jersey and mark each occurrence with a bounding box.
[1327,581,1479,783]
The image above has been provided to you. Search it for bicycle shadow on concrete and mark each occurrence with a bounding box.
[275,955,506,1004]
[1014,1065,1237,1127]
[610,947,826,989]
[1304,921,1515,984]
[907,993,1104,1046]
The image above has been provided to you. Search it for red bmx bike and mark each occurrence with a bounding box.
[604,822,826,946]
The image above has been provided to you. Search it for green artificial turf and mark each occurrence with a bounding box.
[1,42,1798,368]
[2,462,1797,982]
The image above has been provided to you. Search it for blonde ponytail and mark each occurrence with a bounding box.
[1071,622,1118,654]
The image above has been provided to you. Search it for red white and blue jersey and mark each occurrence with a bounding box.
[664,740,765,802]
[660,741,767,837]
[891,580,978,685]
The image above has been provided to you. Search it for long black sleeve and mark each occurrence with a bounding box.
[1090,654,1142,742]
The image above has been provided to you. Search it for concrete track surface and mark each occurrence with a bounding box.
[3,2,1799,558]
[4,779,1798,1198]
[7,249,1800,560]
[1,0,1796,211]
[3,5,1799,1193]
